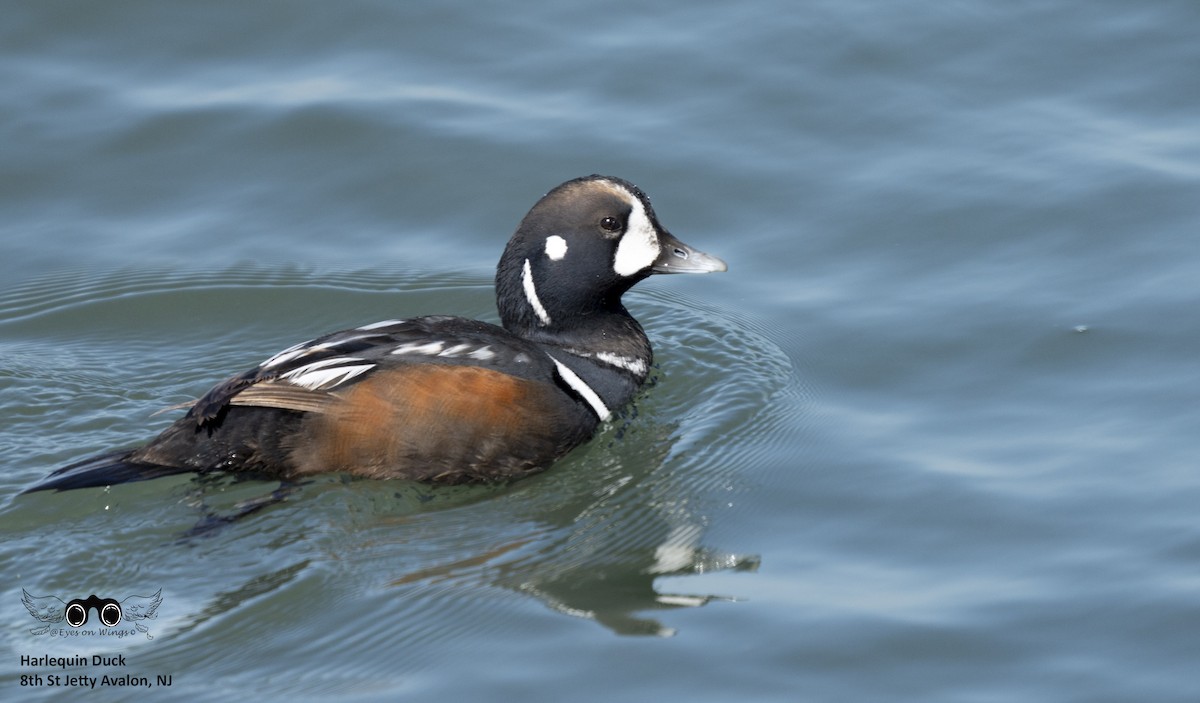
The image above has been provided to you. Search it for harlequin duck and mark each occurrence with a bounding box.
[27,175,726,492]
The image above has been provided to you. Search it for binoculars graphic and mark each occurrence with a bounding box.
[64,595,122,628]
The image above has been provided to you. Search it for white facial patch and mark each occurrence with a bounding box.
[523,258,552,326]
[544,235,568,261]
[612,197,660,277]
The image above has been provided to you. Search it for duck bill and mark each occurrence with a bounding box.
[651,231,728,274]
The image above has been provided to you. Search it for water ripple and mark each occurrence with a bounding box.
[1,265,789,657]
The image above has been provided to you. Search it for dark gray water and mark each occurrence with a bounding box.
[3,2,1198,701]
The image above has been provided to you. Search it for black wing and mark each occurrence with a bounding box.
[188,316,554,425]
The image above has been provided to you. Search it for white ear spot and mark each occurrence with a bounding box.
[612,198,660,276]
[545,235,568,261]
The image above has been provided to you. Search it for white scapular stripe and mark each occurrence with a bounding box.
[390,341,444,356]
[523,258,552,326]
[550,356,610,421]
[356,319,405,331]
[260,340,312,369]
[438,343,472,357]
[281,357,374,390]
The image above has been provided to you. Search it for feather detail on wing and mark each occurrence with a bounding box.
[185,316,544,426]
[227,383,336,414]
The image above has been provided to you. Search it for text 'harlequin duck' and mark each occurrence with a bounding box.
[27,175,726,492]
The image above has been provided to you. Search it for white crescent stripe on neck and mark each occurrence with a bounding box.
[522,258,552,326]
[549,356,611,421]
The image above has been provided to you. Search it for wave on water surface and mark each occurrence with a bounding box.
[1,264,800,642]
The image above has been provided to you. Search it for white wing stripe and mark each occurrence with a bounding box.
[390,341,445,356]
[260,341,312,369]
[281,357,375,390]
[357,319,405,331]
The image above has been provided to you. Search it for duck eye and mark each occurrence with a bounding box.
[600,216,622,232]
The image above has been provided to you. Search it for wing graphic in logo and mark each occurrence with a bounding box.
[21,590,66,635]
[121,589,163,639]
